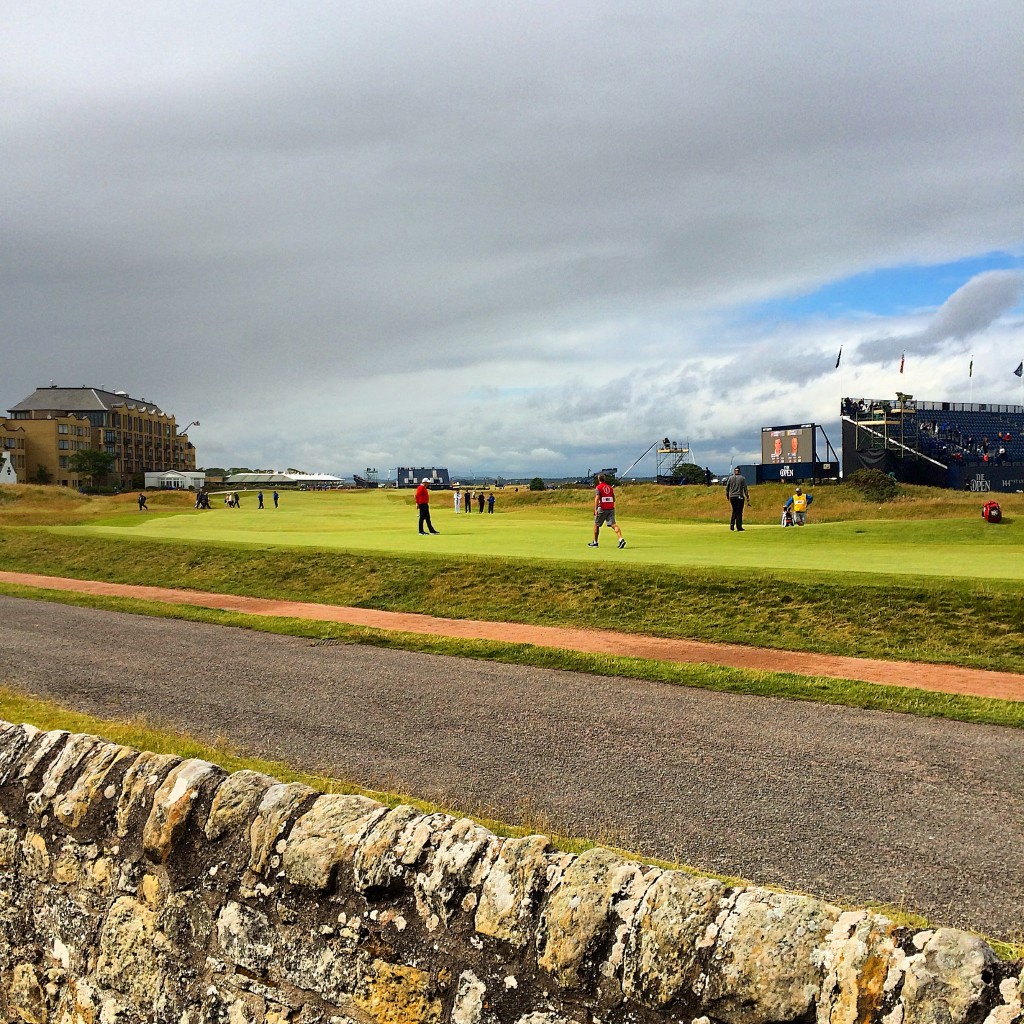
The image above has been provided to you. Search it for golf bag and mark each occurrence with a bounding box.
[781,505,794,527]
[982,500,1002,523]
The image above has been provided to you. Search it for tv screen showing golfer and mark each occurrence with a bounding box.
[762,424,814,465]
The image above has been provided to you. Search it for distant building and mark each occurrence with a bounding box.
[396,467,450,488]
[2,385,197,489]
[144,470,206,490]
[0,421,27,481]
[0,451,18,484]
[222,471,345,489]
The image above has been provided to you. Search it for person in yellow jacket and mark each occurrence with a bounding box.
[783,486,813,526]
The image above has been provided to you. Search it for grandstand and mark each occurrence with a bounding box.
[841,397,1024,492]
[396,467,451,488]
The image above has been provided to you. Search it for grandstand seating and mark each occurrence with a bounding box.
[841,399,1023,466]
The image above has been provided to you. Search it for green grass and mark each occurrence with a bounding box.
[54,485,1024,579]
[1,517,1021,672]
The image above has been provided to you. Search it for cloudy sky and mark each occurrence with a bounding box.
[3,2,1022,478]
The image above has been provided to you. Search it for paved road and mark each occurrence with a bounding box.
[1,595,1020,941]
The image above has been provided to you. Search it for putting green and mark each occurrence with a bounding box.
[59,489,1024,582]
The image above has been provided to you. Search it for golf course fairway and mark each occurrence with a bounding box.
[60,488,1023,582]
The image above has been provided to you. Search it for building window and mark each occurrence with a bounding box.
[59,424,69,434]
[59,457,68,469]
[58,440,69,450]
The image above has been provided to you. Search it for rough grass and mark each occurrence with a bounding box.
[0,526,1021,671]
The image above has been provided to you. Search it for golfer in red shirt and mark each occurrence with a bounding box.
[415,478,440,535]
[589,473,625,548]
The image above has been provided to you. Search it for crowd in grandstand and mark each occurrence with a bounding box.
[841,398,1021,466]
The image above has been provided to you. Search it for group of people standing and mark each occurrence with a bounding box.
[453,488,495,515]
[415,469,809,542]
[416,480,498,534]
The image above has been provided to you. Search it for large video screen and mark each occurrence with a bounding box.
[762,424,815,465]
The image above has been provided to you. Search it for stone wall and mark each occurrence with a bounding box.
[0,719,1019,1024]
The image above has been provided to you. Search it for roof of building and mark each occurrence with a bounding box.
[8,386,167,417]
[224,471,346,484]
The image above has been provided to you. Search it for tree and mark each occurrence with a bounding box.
[69,448,115,484]
[670,463,705,485]
[529,477,547,491]
[31,464,52,485]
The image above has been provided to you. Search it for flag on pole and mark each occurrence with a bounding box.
[1015,361,1023,378]
[899,353,905,374]
[835,347,842,369]
[969,359,973,378]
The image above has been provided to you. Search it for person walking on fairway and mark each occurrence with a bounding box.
[137,493,147,511]
[415,478,440,535]
[257,491,265,509]
[589,473,625,548]
[726,466,751,531]
[273,490,279,508]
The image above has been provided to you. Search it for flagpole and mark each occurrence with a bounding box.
[969,354,973,405]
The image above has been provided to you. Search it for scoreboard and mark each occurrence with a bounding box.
[761,424,815,465]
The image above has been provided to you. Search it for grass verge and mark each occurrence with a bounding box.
[1,529,1022,672]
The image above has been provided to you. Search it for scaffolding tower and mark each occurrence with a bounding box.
[656,439,694,482]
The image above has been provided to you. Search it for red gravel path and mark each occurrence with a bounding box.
[2,570,1021,702]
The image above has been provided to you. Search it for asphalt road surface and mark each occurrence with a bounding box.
[1,595,1020,942]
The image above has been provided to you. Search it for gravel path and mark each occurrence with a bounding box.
[1,594,1021,942]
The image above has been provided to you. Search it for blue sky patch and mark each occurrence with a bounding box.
[741,252,1024,324]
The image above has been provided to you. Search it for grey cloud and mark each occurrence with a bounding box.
[921,271,1024,342]
[857,271,1024,364]
[2,1,1021,473]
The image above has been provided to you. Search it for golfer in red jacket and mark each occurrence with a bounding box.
[415,478,440,535]
[588,473,625,548]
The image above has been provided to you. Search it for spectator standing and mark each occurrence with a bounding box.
[465,490,473,513]
[725,467,750,531]
[487,493,495,514]
[478,491,485,513]
[257,491,265,509]
[454,489,462,514]
[588,473,625,548]
[415,478,440,535]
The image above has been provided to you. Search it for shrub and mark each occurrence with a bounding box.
[847,469,900,502]
[529,477,547,491]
